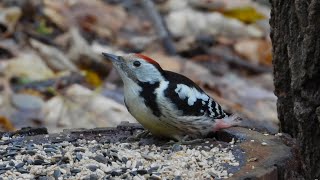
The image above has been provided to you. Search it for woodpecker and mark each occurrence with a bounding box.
[102,53,240,141]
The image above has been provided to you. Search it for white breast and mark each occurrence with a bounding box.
[123,79,178,137]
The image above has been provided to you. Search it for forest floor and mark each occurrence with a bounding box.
[0,0,277,133]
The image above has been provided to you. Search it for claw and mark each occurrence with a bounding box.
[136,130,150,138]
[127,130,151,141]
[165,135,204,145]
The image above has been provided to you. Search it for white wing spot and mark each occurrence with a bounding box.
[175,84,209,106]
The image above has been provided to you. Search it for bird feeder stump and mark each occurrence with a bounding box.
[0,122,302,179]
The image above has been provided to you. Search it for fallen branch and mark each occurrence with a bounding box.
[210,48,272,73]
[11,72,84,92]
[139,0,176,55]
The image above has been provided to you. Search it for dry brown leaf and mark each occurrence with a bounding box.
[0,7,22,36]
[257,40,272,66]
[144,53,182,73]
[5,53,55,81]
[30,39,78,71]
[0,116,16,131]
[42,84,136,133]
[43,0,127,39]
[234,38,272,66]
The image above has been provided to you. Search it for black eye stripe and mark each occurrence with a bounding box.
[133,61,141,67]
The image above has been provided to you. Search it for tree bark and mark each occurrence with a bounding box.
[270,0,320,179]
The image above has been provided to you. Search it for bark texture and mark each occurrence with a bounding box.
[270,0,320,178]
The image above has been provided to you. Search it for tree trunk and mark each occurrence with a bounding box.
[270,0,320,179]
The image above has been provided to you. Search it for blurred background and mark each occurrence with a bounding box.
[0,0,277,133]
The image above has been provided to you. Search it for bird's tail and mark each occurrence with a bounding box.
[224,114,279,133]
[212,114,242,132]
[223,114,242,126]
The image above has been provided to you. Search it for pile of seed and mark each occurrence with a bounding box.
[0,137,240,180]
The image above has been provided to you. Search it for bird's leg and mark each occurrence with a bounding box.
[127,130,151,141]
[166,135,204,145]
[136,130,151,138]
[180,135,204,145]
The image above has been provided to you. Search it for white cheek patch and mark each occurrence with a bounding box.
[175,84,209,106]
[136,62,164,83]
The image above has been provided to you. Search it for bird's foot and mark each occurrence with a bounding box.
[127,130,150,141]
[166,135,204,145]
[136,130,151,138]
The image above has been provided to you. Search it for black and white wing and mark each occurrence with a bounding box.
[163,71,227,119]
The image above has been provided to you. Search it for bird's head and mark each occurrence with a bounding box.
[102,53,165,84]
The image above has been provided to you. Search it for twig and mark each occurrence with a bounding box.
[210,48,272,73]
[11,72,84,92]
[139,0,176,55]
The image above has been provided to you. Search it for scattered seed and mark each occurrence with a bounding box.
[149,174,161,180]
[110,169,123,176]
[15,162,25,169]
[75,152,82,161]
[87,165,98,172]
[34,159,45,165]
[136,169,148,175]
[70,168,81,174]
[44,148,58,153]
[53,169,61,179]
[247,157,258,162]
[93,154,108,163]
[141,153,154,160]
[172,144,183,152]
[0,136,240,179]
[5,151,17,157]
[74,147,86,152]
[89,174,99,180]
[17,168,29,174]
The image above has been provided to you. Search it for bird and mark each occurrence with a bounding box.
[102,52,241,141]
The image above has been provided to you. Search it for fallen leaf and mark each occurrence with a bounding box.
[30,39,78,71]
[234,38,272,66]
[83,69,103,87]
[42,84,136,133]
[166,8,264,38]
[223,6,266,24]
[0,116,16,131]
[36,19,53,35]
[0,6,22,36]
[145,53,182,73]
[5,53,55,81]
[43,0,127,39]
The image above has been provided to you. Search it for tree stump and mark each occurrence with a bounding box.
[0,124,302,179]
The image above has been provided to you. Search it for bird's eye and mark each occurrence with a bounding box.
[133,61,141,67]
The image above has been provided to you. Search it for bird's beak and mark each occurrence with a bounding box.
[102,52,120,63]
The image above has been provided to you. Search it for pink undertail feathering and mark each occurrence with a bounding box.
[223,114,242,125]
[213,114,242,132]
